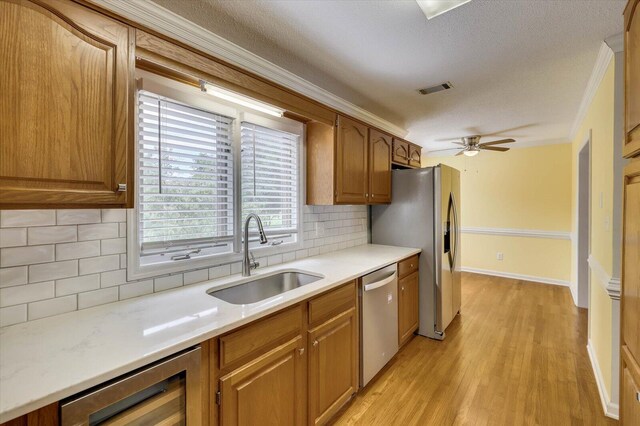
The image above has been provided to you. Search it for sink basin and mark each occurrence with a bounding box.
[208,271,323,305]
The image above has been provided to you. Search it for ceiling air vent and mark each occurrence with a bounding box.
[418,81,453,95]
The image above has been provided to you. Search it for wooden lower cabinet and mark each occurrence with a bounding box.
[0,404,58,426]
[623,366,640,425]
[308,308,358,425]
[398,271,419,346]
[219,337,306,426]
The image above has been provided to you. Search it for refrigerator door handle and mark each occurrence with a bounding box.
[451,192,459,272]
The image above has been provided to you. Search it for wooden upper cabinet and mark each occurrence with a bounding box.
[392,138,409,165]
[408,144,422,168]
[335,116,369,204]
[625,0,640,158]
[0,0,134,208]
[368,129,392,204]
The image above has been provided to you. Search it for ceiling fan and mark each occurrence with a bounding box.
[430,135,516,157]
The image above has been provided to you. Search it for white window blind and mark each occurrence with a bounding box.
[137,91,235,257]
[241,122,299,245]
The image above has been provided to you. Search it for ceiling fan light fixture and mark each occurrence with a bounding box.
[416,0,472,20]
[463,147,479,157]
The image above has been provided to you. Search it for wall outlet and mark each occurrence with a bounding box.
[496,252,504,261]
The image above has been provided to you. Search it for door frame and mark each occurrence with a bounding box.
[576,131,592,310]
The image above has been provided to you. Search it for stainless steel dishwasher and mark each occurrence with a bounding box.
[360,263,399,387]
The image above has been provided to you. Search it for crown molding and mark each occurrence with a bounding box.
[91,0,408,138]
[461,227,571,240]
[605,33,624,53]
[588,254,620,300]
[569,42,614,141]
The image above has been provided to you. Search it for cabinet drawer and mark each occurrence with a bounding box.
[219,305,303,371]
[308,281,356,328]
[398,255,419,279]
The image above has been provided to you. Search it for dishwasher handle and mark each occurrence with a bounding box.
[363,271,397,292]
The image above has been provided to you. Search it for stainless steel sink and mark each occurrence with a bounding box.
[208,271,323,305]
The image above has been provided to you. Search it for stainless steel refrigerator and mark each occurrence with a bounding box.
[371,164,461,340]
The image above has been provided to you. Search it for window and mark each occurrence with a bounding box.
[129,72,303,279]
[241,123,299,247]
[137,91,235,265]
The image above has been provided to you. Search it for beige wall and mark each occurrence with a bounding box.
[571,58,616,400]
[423,143,572,283]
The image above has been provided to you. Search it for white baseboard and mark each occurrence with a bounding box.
[461,267,570,287]
[587,339,619,420]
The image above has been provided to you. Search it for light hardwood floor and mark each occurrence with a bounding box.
[333,273,616,426]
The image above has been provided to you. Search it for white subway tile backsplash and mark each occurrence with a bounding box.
[209,264,231,280]
[1,210,55,227]
[100,238,126,255]
[56,210,101,225]
[120,280,153,300]
[78,223,119,241]
[0,281,54,307]
[1,245,54,267]
[29,260,78,283]
[0,205,369,325]
[0,266,27,288]
[184,269,208,286]
[100,269,127,288]
[0,304,27,326]
[28,295,77,320]
[56,274,100,296]
[102,209,127,223]
[56,241,101,261]
[154,275,183,292]
[78,287,118,309]
[28,226,77,245]
[0,228,27,248]
[79,255,120,275]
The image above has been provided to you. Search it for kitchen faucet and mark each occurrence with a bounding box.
[242,213,268,277]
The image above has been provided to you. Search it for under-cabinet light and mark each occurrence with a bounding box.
[200,81,284,117]
[416,0,472,20]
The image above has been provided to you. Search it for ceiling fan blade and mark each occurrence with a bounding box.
[455,150,465,156]
[481,146,510,152]
[480,138,515,146]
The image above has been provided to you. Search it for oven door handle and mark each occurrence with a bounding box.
[363,272,397,292]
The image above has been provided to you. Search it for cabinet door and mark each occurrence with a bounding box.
[392,138,409,165]
[335,116,368,204]
[368,129,392,204]
[0,0,133,208]
[622,362,640,425]
[398,271,419,346]
[623,160,640,366]
[308,309,357,426]
[408,144,422,168]
[219,337,306,426]
[625,0,640,157]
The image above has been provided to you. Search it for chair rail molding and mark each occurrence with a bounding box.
[461,227,572,240]
[90,0,408,138]
[587,254,621,300]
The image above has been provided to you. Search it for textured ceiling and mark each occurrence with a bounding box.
[152,0,625,152]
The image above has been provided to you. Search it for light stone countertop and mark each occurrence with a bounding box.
[0,244,420,423]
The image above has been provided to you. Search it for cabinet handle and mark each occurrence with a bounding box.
[401,286,405,291]
[313,340,318,347]
[117,183,127,192]
[637,391,640,403]
[298,348,305,356]
[410,264,414,268]
[365,193,368,198]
